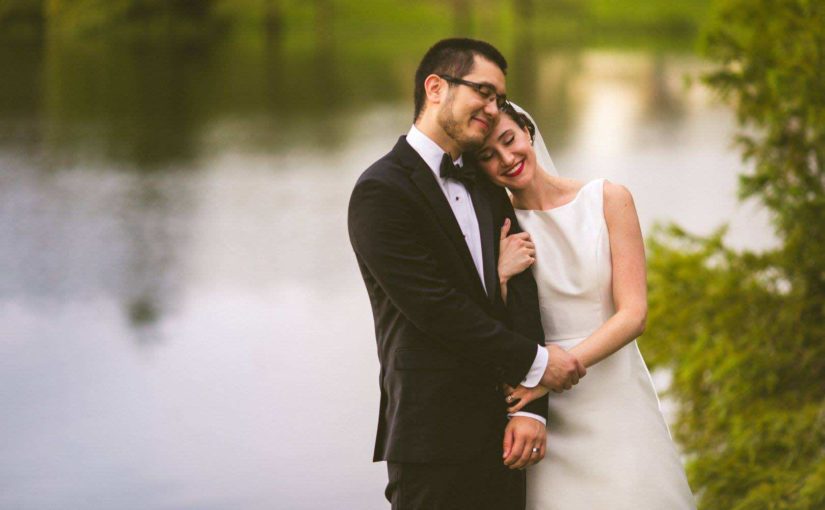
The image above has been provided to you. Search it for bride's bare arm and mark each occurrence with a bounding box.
[506,181,644,413]
[568,181,647,368]
[498,218,536,304]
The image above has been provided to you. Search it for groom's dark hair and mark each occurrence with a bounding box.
[414,38,508,121]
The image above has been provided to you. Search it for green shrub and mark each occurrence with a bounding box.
[643,1,825,508]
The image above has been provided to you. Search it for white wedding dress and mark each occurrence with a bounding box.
[515,179,696,509]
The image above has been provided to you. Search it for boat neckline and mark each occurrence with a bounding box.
[513,179,600,213]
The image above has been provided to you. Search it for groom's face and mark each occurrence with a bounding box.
[438,55,506,152]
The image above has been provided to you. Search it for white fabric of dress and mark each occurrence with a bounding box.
[515,179,696,509]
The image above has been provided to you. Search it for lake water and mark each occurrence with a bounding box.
[0,40,773,509]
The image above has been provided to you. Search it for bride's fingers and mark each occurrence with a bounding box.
[500,218,511,240]
[507,396,528,413]
[507,392,532,412]
[507,402,526,413]
[505,388,524,401]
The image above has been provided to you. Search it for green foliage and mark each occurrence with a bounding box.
[1,0,711,51]
[44,0,231,39]
[642,0,825,507]
[0,0,43,38]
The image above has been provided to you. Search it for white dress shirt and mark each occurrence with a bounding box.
[406,125,548,424]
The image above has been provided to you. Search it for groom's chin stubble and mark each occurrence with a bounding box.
[456,131,486,152]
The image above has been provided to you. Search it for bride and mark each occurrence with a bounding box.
[473,103,696,509]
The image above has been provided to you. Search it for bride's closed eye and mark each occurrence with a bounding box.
[477,135,514,162]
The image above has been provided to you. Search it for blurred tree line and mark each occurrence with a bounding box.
[0,0,714,169]
[642,0,825,508]
[0,0,709,49]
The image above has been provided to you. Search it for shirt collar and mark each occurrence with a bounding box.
[406,125,464,178]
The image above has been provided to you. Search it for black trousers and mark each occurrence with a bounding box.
[386,460,526,510]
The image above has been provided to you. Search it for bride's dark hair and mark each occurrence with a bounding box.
[500,102,536,143]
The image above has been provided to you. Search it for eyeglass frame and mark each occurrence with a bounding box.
[437,74,508,109]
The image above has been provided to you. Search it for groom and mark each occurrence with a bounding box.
[348,38,584,509]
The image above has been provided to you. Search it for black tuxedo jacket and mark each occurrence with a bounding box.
[348,136,548,464]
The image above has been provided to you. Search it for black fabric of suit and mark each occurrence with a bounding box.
[348,136,548,506]
[385,461,525,510]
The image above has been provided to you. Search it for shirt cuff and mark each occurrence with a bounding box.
[520,345,548,388]
[509,411,547,426]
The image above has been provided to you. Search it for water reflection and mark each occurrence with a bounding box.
[0,37,770,509]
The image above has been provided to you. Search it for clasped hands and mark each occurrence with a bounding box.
[502,345,586,469]
[507,344,586,413]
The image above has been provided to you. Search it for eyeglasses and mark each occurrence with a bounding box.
[438,74,508,109]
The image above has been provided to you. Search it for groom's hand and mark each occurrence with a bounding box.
[503,416,546,469]
[540,345,586,392]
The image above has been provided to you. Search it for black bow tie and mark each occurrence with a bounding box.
[439,153,476,187]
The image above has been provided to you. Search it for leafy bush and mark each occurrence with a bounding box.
[642,0,825,508]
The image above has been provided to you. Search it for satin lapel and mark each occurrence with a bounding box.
[469,182,497,303]
[396,142,486,298]
[409,165,482,275]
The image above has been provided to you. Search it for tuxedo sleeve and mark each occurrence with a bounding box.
[493,186,551,419]
[348,177,538,386]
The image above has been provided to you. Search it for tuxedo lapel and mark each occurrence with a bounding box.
[469,182,498,303]
[393,137,488,299]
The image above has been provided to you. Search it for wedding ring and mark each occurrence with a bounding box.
[506,395,513,403]
[531,447,540,454]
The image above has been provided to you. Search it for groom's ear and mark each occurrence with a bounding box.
[424,74,445,107]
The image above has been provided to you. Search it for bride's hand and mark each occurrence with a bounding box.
[504,384,550,413]
[498,218,536,282]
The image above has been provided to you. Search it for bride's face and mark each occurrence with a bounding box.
[475,114,536,190]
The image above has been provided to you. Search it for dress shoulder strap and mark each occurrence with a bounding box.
[579,178,606,209]
[576,178,607,228]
